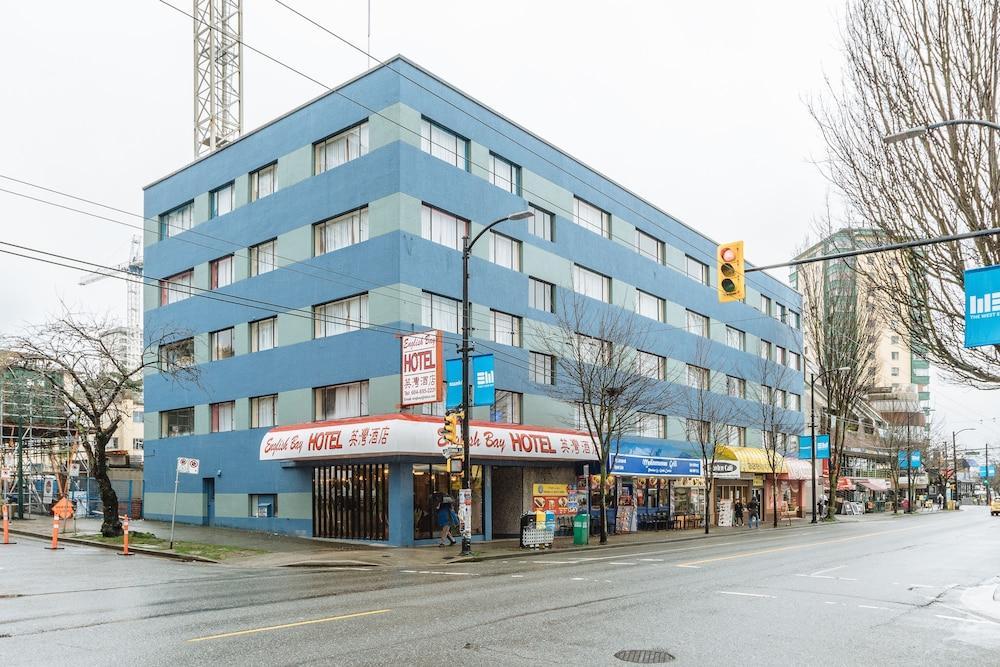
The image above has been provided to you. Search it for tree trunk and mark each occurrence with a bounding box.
[772,472,779,528]
[703,477,712,534]
[599,455,608,545]
[93,433,122,537]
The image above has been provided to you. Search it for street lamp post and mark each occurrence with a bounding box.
[883,118,1000,144]
[952,428,975,509]
[459,209,533,556]
[809,366,850,523]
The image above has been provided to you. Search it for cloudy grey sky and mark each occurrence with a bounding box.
[1,0,996,451]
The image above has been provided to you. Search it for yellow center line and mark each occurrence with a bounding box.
[187,609,391,642]
[674,525,922,567]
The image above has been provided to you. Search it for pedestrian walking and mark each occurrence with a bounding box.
[936,493,944,509]
[747,497,760,528]
[437,496,458,546]
[734,499,744,527]
[817,497,826,519]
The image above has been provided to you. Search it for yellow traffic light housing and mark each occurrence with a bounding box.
[438,409,464,445]
[717,241,745,303]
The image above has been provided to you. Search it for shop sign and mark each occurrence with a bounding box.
[260,414,598,463]
[710,460,741,479]
[610,454,702,478]
[752,474,765,487]
[400,331,443,406]
[532,483,572,515]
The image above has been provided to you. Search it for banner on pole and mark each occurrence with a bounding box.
[798,435,830,460]
[964,265,1000,348]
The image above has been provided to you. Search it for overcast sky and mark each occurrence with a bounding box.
[1,0,996,453]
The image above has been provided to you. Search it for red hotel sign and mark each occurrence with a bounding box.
[400,331,443,406]
[259,414,598,463]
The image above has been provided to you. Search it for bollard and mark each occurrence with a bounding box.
[45,515,64,551]
[118,515,134,557]
[1,504,14,545]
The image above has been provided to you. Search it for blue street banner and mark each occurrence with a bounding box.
[964,265,1000,348]
[610,454,702,477]
[444,354,495,409]
[798,435,830,460]
[898,450,922,470]
[980,465,996,478]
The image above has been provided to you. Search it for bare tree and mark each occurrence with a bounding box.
[812,0,1000,388]
[3,310,197,536]
[747,356,803,527]
[537,295,679,544]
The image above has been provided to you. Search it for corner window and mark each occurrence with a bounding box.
[636,290,664,322]
[249,317,277,352]
[211,183,234,218]
[491,390,522,424]
[159,270,193,305]
[685,256,709,285]
[530,352,555,385]
[488,232,521,271]
[211,328,235,360]
[528,277,555,313]
[527,204,554,241]
[161,407,194,438]
[573,264,610,303]
[314,122,369,174]
[210,255,234,289]
[210,401,235,433]
[160,202,193,239]
[314,294,369,338]
[159,337,194,370]
[489,153,520,194]
[420,118,468,170]
[421,204,468,252]
[315,207,369,255]
[491,310,521,347]
[249,239,276,276]
[572,197,610,238]
[251,394,278,428]
[636,230,664,263]
[314,380,369,421]
[421,292,460,334]
[250,163,277,201]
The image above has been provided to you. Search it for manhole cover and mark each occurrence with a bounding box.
[614,649,674,664]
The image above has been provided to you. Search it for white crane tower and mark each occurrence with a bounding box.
[78,235,144,369]
[194,0,243,156]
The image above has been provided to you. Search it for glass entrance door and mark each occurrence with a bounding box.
[412,464,483,540]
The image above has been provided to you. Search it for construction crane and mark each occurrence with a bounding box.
[194,0,243,156]
[78,235,143,369]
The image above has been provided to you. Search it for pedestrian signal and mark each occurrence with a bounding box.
[717,241,745,303]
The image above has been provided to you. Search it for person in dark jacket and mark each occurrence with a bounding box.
[733,499,745,527]
[747,497,760,528]
[437,497,458,546]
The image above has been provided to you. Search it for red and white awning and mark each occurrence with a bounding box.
[259,413,598,463]
[858,478,890,492]
[783,459,814,481]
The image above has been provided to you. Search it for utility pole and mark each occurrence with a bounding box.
[905,414,913,514]
[15,415,23,520]
[986,441,992,505]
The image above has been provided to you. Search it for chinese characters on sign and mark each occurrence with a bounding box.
[400,331,443,406]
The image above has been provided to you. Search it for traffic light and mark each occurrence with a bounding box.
[717,241,745,303]
[438,409,464,445]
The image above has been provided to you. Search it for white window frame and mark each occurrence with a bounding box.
[726,326,746,352]
[314,380,369,421]
[211,183,234,218]
[488,231,521,271]
[250,394,278,428]
[250,163,277,201]
[314,294,369,338]
[572,197,611,238]
[636,290,664,322]
[421,204,468,252]
[573,264,611,303]
[685,256,709,285]
[160,202,193,239]
[421,292,460,334]
[314,122,369,174]
[527,204,554,241]
[686,310,709,338]
[528,277,554,313]
[314,208,369,256]
[210,255,234,290]
[249,317,277,352]
[687,364,710,390]
[210,401,235,433]
[530,352,555,385]
[420,118,468,170]
[491,310,521,347]
[489,153,520,194]
[211,328,235,361]
[249,239,276,276]
[635,229,664,263]
[160,270,193,305]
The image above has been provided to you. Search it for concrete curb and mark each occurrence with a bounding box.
[7,529,219,564]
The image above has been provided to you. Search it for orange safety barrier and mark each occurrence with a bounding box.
[118,515,134,557]
[1,504,14,545]
[46,515,63,551]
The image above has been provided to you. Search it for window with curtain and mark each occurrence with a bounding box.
[727,326,746,351]
[489,153,520,194]
[685,419,710,442]
[636,290,664,321]
[250,317,277,352]
[635,413,664,438]
[528,277,554,312]
[250,163,277,201]
[159,337,194,370]
[211,328,234,360]
[314,380,369,421]
[687,364,710,390]
[421,204,468,251]
[160,202,193,239]
[211,401,235,433]
[577,334,610,365]
[421,292,460,334]
[685,256,709,285]
[210,255,233,289]
[686,310,709,337]
[572,197,610,238]
[315,208,369,255]
[251,395,278,428]
[159,270,193,305]
[314,294,369,338]
[530,352,555,384]
[758,339,772,360]
[211,183,234,218]
[573,264,610,302]
[314,122,369,174]
[527,204,554,241]
[161,407,194,438]
[726,375,746,398]
[249,239,276,276]
[420,118,468,170]
[488,231,521,271]
[491,310,521,346]
[636,351,665,380]
[635,229,664,263]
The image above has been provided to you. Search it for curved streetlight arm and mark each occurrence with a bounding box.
[884,118,1000,144]
[467,209,534,251]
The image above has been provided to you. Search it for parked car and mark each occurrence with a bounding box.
[990,498,1000,516]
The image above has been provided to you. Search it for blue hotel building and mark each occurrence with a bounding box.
[142,57,803,544]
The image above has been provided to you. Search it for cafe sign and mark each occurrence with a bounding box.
[710,460,741,479]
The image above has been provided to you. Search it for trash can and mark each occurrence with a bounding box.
[573,513,589,545]
[519,513,535,548]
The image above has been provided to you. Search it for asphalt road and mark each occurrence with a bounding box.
[2,507,999,666]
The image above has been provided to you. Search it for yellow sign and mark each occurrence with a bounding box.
[532,483,568,496]
[752,475,765,487]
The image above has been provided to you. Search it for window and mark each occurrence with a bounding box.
[314,122,369,174]
[491,310,521,347]
[133,410,144,424]
[788,351,802,371]
[530,352,555,384]
[528,277,554,313]
[776,303,787,323]
[491,390,522,424]
[687,364,710,390]
[635,413,664,438]
[685,419,710,443]
[211,183,234,218]
[890,335,900,345]
[133,438,144,450]
[775,346,787,365]
[788,394,802,411]
[159,338,194,370]
[251,394,278,428]
[489,153,520,194]
[578,334,611,366]
[527,204,553,241]
[891,351,900,361]
[572,197,610,238]
[727,326,746,352]
[790,311,801,329]
[315,380,369,420]
[891,367,900,376]
[686,256,709,285]
[686,310,709,338]
[315,294,369,338]
[758,339,772,360]
[419,401,446,417]
[249,317,277,352]
[249,493,278,518]
[775,389,787,409]
[635,230,664,263]
[211,328,234,360]
[761,385,773,405]
[636,351,665,380]
[726,375,746,399]
[210,255,233,289]
[636,290,664,322]
[159,270,193,306]
[250,163,277,201]
[249,239,276,276]
[726,425,747,446]
[573,264,610,302]
[160,202,193,238]
[421,292,460,334]
[489,232,521,271]
[421,204,468,251]
[315,208,368,255]
[420,118,468,170]
[760,294,772,314]
[161,407,194,438]
[211,401,235,433]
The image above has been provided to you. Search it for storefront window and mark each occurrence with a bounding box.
[412,464,483,540]
[312,464,389,540]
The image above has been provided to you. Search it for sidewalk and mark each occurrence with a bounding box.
[6,510,929,568]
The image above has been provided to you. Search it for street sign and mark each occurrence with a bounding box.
[69,463,80,478]
[964,265,1000,348]
[798,435,830,460]
[898,450,922,469]
[445,354,495,409]
[52,497,74,520]
[177,457,201,475]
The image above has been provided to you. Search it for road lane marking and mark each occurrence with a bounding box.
[639,558,664,562]
[824,601,838,605]
[511,575,524,578]
[532,560,577,564]
[810,565,846,576]
[187,609,391,642]
[608,562,636,566]
[858,605,890,610]
[675,564,701,569]
[571,577,586,581]
[674,525,922,568]
[935,614,993,625]
[717,591,775,599]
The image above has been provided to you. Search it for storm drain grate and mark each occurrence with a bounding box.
[614,649,675,664]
